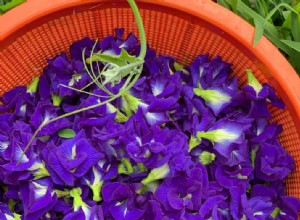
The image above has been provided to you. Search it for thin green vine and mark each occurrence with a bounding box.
[18,0,146,164]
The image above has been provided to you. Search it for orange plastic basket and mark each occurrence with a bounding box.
[1,0,300,202]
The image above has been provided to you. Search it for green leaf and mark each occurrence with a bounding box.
[88,49,138,70]
[289,50,300,73]
[230,0,237,13]
[217,0,230,9]
[281,40,300,52]
[57,129,76,139]
[87,49,140,86]
[291,12,300,41]
[253,17,265,46]
[0,0,24,14]
[282,2,300,29]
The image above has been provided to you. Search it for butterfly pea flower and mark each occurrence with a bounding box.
[125,130,170,169]
[193,85,233,116]
[241,70,285,118]
[188,55,232,89]
[98,28,138,56]
[188,54,210,88]
[46,135,104,186]
[20,179,57,220]
[102,182,145,220]
[30,101,72,136]
[215,163,253,189]
[148,70,182,99]
[249,183,300,219]
[1,138,36,184]
[198,196,226,219]
[70,37,101,61]
[242,196,274,220]
[0,85,37,121]
[44,52,89,97]
[250,118,282,144]
[140,200,163,220]
[169,153,194,176]
[255,142,294,182]
[196,117,250,158]
[154,165,206,214]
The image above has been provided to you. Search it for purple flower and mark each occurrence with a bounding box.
[46,134,103,185]
[155,165,207,214]
[102,182,145,220]
[196,117,251,158]
[30,101,72,136]
[214,162,253,189]
[255,142,294,181]
[20,178,57,220]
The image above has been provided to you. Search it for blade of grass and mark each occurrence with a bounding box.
[281,40,300,52]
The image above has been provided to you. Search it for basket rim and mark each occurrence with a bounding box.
[0,0,300,129]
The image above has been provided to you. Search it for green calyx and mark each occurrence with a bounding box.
[251,146,259,167]
[141,163,170,185]
[28,161,50,180]
[199,151,216,165]
[52,94,63,106]
[196,129,238,144]
[55,189,71,198]
[122,92,140,116]
[246,69,262,95]
[91,182,103,202]
[27,77,40,94]
[189,136,200,152]
[4,213,21,220]
[270,207,281,218]
[137,181,159,194]
[193,87,231,105]
[118,158,134,175]
[70,188,89,211]
[107,103,129,123]
[86,167,104,202]
[137,163,147,172]
[8,199,16,213]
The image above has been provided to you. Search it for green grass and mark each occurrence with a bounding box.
[216,0,300,75]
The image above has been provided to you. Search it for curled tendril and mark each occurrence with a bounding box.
[18,0,147,164]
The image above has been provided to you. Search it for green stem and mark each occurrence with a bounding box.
[59,84,110,98]
[127,0,147,59]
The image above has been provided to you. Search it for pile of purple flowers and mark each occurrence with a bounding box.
[0,29,299,220]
